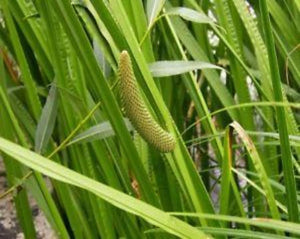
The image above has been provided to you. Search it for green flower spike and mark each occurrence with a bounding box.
[118,51,175,153]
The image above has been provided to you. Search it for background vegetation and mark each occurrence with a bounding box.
[0,0,300,238]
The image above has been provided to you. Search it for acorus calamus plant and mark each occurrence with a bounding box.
[0,0,299,238]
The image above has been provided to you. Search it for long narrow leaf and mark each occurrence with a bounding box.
[35,84,58,153]
[230,122,280,220]
[165,7,213,24]
[68,118,133,145]
[147,0,165,27]
[0,137,210,239]
[149,61,222,77]
[259,0,299,222]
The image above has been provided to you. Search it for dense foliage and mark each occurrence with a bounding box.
[0,0,300,238]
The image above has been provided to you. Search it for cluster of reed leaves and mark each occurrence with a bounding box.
[0,0,299,238]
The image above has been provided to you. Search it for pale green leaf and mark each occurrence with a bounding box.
[68,118,133,146]
[165,7,213,24]
[147,0,165,27]
[35,84,58,154]
[149,61,222,77]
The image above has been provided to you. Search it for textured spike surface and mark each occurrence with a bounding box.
[118,51,175,152]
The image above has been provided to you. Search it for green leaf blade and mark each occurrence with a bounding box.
[35,84,58,154]
[149,61,223,77]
